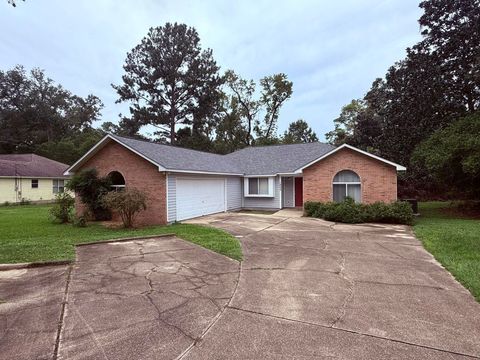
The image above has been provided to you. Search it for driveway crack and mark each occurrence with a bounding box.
[330,253,355,328]
[53,264,73,360]
[175,260,243,360]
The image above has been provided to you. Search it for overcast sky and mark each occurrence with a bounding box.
[1,0,422,140]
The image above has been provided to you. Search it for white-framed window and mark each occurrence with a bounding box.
[53,179,65,194]
[31,179,38,189]
[244,177,274,197]
[332,170,361,203]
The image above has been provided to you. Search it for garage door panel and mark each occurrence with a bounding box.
[176,178,225,221]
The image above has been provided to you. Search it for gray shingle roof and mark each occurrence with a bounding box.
[224,142,336,175]
[0,154,69,178]
[111,135,335,175]
[111,135,242,174]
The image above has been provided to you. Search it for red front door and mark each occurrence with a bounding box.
[295,177,303,207]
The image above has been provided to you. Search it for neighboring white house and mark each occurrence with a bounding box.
[0,154,70,204]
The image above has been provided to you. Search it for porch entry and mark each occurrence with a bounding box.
[282,177,303,208]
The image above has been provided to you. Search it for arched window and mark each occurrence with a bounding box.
[108,171,125,191]
[333,170,361,203]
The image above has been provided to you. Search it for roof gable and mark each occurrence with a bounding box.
[295,144,406,171]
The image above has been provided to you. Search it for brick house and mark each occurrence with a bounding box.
[65,134,406,225]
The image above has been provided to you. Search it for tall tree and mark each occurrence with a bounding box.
[412,111,480,199]
[0,65,102,154]
[256,73,293,140]
[327,0,479,167]
[223,70,260,146]
[325,99,366,146]
[35,128,104,165]
[212,92,249,154]
[283,119,318,144]
[113,23,223,144]
[222,70,292,147]
[419,0,480,113]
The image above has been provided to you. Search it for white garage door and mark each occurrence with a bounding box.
[176,178,225,221]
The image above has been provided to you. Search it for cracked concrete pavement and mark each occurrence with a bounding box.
[1,211,479,359]
[59,237,239,360]
[184,212,480,359]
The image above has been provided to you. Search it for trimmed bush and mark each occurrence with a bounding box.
[324,198,365,223]
[49,193,75,223]
[304,199,413,225]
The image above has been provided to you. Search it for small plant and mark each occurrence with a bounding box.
[101,187,147,228]
[72,215,87,227]
[2,201,10,207]
[49,193,75,223]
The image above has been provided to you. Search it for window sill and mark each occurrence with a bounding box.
[244,194,274,198]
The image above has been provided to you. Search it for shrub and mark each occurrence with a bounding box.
[304,201,319,216]
[49,193,75,223]
[304,201,332,218]
[19,198,31,205]
[362,202,391,222]
[101,187,147,228]
[2,201,10,206]
[323,199,364,223]
[66,169,112,221]
[304,199,413,225]
[387,201,414,225]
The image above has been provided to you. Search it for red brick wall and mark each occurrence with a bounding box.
[303,148,397,204]
[75,140,167,226]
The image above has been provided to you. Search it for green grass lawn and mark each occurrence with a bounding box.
[414,202,480,301]
[0,204,242,263]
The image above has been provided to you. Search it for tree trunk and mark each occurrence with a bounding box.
[170,121,176,144]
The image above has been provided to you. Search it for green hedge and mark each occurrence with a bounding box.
[304,198,413,225]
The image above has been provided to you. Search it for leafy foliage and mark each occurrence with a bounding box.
[304,198,414,225]
[113,23,223,144]
[49,193,75,224]
[325,0,480,198]
[222,70,292,147]
[0,66,103,156]
[412,111,480,199]
[283,119,318,144]
[256,73,293,140]
[35,128,103,165]
[102,188,147,228]
[66,169,111,221]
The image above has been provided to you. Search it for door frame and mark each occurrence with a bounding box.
[294,177,303,207]
[282,176,295,208]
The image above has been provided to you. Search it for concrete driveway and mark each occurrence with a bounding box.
[183,211,480,359]
[1,212,479,359]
